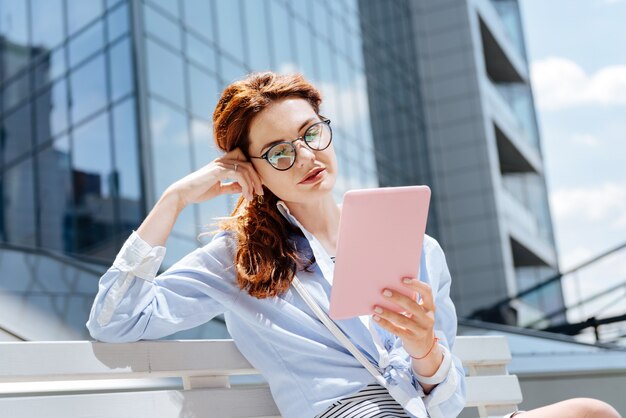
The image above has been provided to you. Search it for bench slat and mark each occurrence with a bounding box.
[465,375,523,407]
[452,336,512,365]
[0,340,256,382]
[0,386,281,418]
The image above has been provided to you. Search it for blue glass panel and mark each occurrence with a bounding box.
[147,0,179,18]
[35,78,68,144]
[292,17,315,79]
[70,112,117,256]
[185,32,216,73]
[107,1,129,42]
[190,117,229,236]
[0,1,28,44]
[2,71,29,111]
[111,98,142,232]
[3,103,32,165]
[31,0,64,50]
[183,0,214,42]
[268,0,294,68]
[3,157,36,246]
[69,21,104,68]
[66,0,103,36]
[242,0,271,71]
[70,54,107,124]
[148,99,195,237]
[144,3,182,50]
[37,135,73,252]
[146,39,185,107]
[109,37,133,101]
[214,0,245,63]
[188,64,219,120]
[149,99,191,195]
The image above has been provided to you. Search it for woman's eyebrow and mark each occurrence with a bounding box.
[260,117,317,152]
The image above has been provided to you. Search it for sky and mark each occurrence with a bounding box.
[519,0,626,326]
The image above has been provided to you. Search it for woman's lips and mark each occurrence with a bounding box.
[299,168,325,184]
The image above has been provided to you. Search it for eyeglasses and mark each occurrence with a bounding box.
[249,118,332,171]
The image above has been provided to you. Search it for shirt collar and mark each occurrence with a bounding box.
[275,199,343,234]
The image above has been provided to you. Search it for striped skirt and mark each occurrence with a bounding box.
[315,383,411,418]
[315,382,525,418]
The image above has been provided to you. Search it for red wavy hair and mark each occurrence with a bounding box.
[201,71,325,299]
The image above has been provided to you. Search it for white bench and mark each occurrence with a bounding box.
[0,335,522,417]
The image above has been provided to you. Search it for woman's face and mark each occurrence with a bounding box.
[247,97,338,202]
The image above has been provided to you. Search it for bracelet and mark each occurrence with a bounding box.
[409,337,439,360]
[411,343,452,385]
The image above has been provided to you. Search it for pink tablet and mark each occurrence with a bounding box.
[329,185,431,320]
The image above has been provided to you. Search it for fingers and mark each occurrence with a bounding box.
[216,160,263,201]
[219,182,243,195]
[235,161,264,198]
[402,279,435,312]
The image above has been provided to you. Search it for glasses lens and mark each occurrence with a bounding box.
[267,143,295,170]
[304,122,331,150]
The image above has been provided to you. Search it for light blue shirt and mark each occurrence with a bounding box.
[86,200,466,418]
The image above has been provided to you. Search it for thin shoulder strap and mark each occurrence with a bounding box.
[291,275,388,388]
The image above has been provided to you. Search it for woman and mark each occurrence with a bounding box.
[86,72,619,418]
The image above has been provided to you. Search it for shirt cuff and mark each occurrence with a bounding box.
[112,230,167,282]
[417,345,462,413]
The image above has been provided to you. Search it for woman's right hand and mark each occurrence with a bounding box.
[165,147,264,208]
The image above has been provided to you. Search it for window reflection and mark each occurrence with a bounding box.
[147,0,179,18]
[31,0,64,50]
[3,103,33,165]
[188,64,219,120]
[292,20,315,78]
[183,0,214,42]
[144,3,182,50]
[2,71,29,112]
[109,37,133,101]
[35,78,68,145]
[69,21,104,68]
[215,0,245,63]
[242,0,271,71]
[185,32,216,73]
[146,39,185,107]
[268,0,294,68]
[191,118,230,237]
[70,112,117,257]
[38,136,72,252]
[70,54,107,124]
[149,99,195,237]
[107,1,129,42]
[111,98,142,234]
[66,0,103,36]
[0,1,28,45]
[3,157,37,246]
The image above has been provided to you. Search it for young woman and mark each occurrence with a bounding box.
[86,72,619,418]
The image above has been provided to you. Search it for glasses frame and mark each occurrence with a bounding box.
[249,118,332,171]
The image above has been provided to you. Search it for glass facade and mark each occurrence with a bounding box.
[1,0,140,261]
[0,0,380,339]
[139,0,378,271]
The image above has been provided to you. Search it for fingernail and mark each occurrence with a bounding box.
[383,289,392,297]
[374,306,383,314]
[373,315,380,321]
[402,277,413,284]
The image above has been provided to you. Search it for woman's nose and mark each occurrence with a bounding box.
[294,140,316,167]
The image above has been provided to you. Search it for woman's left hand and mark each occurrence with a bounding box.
[372,278,436,359]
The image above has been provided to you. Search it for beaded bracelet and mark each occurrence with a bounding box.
[409,337,439,360]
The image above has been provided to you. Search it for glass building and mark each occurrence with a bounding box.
[0,0,380,340]
[0,0,561,341]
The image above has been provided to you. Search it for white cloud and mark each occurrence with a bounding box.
[530,57,626,110]
[550,182,626,227]
[571,133,600,147]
